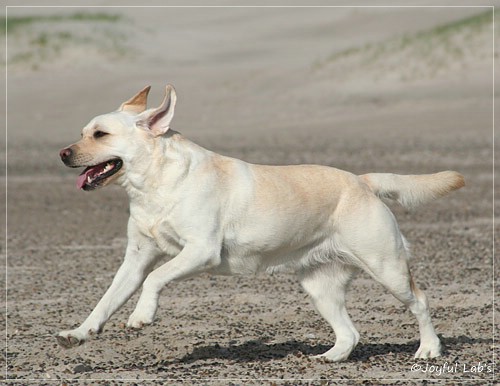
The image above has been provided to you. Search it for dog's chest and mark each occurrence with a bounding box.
[130,205,184,256]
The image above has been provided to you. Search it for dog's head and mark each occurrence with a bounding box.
[60,85,177,191]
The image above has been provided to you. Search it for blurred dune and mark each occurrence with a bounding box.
[3,7,495,175]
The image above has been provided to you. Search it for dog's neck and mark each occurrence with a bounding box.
[119,130,210,203]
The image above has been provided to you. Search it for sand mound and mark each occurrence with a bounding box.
[4,12,135,72]
[314,11,494,86]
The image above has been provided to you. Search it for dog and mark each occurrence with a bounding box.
[58,84,464,361]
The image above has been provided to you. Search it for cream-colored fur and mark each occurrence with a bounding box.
[58,85,464,361]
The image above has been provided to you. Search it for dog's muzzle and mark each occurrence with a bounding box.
[59,146,123,190]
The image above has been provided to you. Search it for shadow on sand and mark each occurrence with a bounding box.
[157,335,491,366]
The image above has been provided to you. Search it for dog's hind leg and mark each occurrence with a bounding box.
[361,252,441,359]
[343,199,442,359]
[408,275,442,358]
[348,221,442,359]
[298,261,360,362]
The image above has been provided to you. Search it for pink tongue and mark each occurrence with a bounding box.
[77,168,94,189]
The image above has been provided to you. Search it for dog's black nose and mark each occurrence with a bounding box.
[60,147,72,161]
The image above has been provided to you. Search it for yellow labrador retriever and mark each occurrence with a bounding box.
[58,85,464,361]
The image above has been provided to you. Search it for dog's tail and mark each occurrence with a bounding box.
[359,171,465,209]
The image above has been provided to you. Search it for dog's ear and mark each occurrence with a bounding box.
[119,85,151,113]
[138,85,177,136]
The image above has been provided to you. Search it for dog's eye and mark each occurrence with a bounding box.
[94,130,109,139]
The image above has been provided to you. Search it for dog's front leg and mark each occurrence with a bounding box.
[127,241,221,328]
[57,221,160,348]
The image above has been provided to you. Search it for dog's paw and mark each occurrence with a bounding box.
[312,341,356,362]
[312,350,350,362]
[56,330,87,348]
[414,342,442,359]
[127,312,154,329]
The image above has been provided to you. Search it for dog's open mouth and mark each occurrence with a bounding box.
[77,159,123,190]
